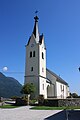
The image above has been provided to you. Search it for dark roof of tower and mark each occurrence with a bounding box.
[39,34,44,44]
[27,36,31,46]
[27,16,46,47]
[46,68,68,85]
[27,34,44,46]
[33,22,36,38]
[33,16,39,38]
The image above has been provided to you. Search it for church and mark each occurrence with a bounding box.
[25,15,69,99]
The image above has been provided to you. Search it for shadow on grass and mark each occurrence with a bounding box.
[45,110,80,120]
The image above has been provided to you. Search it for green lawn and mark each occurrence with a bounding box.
[1,104,80,110]
[0,104,20,109]
[31,106,80,110]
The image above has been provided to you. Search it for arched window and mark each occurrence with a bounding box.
[31,67,33,71]
[42,84,44,90]
[33,51,35,57]
[30,51,32,58]
[42,52,44,59]
[42,67,44,72]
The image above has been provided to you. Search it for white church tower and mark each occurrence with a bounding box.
[25,16,47,98]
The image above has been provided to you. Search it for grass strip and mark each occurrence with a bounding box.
[0,104,19,109]
[31,106,80,110]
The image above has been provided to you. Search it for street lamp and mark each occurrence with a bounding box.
[78,67,80,72]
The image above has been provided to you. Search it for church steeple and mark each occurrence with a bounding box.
[25,15,47,99]
[33,15,39,43]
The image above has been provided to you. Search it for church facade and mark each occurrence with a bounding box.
[25,16,69,99]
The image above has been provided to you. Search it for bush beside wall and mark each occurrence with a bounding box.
[44,99,58,107]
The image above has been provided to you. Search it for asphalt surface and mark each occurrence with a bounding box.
[0,106,61,120]
[0,106,80,120]
[45,110,80,120]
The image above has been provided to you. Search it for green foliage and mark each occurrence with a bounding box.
[71,93,78,98]
[67,92,79,98]
[29,99,37,105]
[11,96,19,100]
[31,106,80,110]
[15,97,28,106]
[21,83,35,95]
[0,104,19,109]
[38,95,44,105]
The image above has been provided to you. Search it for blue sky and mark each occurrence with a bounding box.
[0,0,80,95]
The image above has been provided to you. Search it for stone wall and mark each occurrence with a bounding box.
[58,98,80,107]
[44,98,80,107]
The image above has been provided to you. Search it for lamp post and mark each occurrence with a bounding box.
[78,67,80,72]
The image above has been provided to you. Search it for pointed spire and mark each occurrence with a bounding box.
[33,15,39,43]
[34,16,39,22]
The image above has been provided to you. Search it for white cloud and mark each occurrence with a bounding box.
[3,67,8,71]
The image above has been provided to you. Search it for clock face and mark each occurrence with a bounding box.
[31,43,34,47]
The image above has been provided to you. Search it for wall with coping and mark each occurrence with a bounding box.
[58,98,80,107]
[44,98,80,107]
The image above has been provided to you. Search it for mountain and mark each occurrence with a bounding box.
[0,72,22,98]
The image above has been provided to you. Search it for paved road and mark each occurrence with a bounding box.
[0,106,80,120]
[0,106,61,120]
[45,110,80,120]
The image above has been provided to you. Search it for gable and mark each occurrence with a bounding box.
[46,69,56,84]
[46,68,68,86]
[39,34,46,49]
[27,34,36,46]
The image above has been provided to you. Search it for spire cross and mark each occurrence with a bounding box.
[34,11,39,22]
[35,10,38,16]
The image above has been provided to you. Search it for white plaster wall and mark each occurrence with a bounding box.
[25,36,39,77]
[39,39,46,77]
[47,84,55,97]
[25,35,40,98]
[25,34,47,98]
[38,38,47,98]
[46,72,56,97]
[56,81,69,99]
[39,77,47,98]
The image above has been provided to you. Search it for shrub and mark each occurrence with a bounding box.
[15,97,28,106]
[11,96,19,101]
[38,95,44,106]
[44,99,58,107]
[29,99,38,105]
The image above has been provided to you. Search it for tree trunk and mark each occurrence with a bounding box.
[27,94,30,105]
